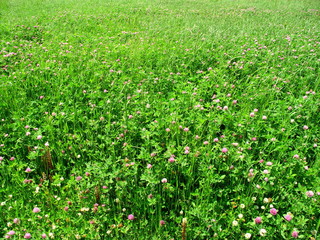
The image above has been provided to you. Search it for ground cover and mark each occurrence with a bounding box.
[0,0,319,239]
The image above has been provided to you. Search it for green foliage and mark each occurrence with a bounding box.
[0,0,319,239]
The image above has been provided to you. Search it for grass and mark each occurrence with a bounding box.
[0,0,319,239]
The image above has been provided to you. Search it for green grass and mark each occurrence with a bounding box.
[0,0,319,239]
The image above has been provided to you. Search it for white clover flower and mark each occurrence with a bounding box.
[232,220,239,226]
[245,233,252,239]
[260,229,267,236]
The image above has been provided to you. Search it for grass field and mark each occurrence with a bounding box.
[0,0,319,239]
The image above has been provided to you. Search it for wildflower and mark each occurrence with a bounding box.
[80,207,90,212]
[259,229,267,236]
[13,218,20,224]
[168,156,175,162]
[147,164,152,169]
[292,231,298,238]
[221,148,228,153]
[45,142,49,147]
[303,125,309,130]
[306,191,314,197]
[270,208,278,215]
[128,214,134,220]
[24,233,31,239]
[33,207,40,213]
[254,217,262,224]
[161,178,168,183]
[244,233,252,239]
[37,135,42,140]
[75,176,82,181]
[25,167,32,173]
[284,214,292,221]
[7,231,15,236]
[24,179,32,184]
[232,220,239,226]
[159,220,166,226]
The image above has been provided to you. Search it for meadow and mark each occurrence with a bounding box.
[0,0,319,239]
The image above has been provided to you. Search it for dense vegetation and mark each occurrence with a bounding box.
[0,0,319,239]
